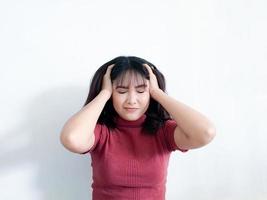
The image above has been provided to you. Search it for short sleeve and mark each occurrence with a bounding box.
[163,120,188,152]
[80,123,105,154]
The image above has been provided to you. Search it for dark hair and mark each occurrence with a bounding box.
[83,56,171,134]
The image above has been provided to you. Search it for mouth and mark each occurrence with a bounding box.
[124,107,138,112]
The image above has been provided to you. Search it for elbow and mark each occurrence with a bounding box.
[182,125,216,149]
[60,130,74,152]
[60,131,83,154]
[60,121,82,153]
[60,130,93,154]
[202,125,216,145]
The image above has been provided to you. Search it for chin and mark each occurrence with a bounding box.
[121,114,141,121]
[124,116,138,121]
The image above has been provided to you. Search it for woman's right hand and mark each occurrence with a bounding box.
[101,64,115,97]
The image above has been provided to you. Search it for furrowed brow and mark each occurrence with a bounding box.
[135,84,147,88]
[115,84,147,89]
[115,86,128,89]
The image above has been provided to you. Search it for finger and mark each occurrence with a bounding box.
[143,63,153,74]
[143,64,156,78]
[107,63,115,71]
[106,64,115,74]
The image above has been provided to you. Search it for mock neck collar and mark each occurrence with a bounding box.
[115,114,146,127]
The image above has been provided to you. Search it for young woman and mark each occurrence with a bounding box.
[60,56,216,200]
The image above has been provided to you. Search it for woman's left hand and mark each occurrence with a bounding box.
[143,64,161,98]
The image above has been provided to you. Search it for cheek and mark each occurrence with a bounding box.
[141,93,150,105]
[112,94,124,108]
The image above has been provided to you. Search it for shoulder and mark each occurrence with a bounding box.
[162,119,177,131]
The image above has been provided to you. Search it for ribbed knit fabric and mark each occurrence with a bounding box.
[81,115,188,200]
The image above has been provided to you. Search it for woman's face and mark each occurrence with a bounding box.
[112,71,150,121]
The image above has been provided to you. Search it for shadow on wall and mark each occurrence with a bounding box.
[0,86,92,200]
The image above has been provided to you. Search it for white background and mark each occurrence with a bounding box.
[1,0,267,199]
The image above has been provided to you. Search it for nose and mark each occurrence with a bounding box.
[126,91,137,105]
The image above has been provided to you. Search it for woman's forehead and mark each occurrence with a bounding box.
[113,71,147,87]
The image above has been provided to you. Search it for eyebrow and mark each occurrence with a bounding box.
[115,84,147,89]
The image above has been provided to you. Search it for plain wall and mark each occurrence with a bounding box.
[1,0,266,199]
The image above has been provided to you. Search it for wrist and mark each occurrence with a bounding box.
[150,88,164,99]
[100,89,112,100]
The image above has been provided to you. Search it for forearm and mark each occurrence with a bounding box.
[151,89,216,140]
[60,90,110,149]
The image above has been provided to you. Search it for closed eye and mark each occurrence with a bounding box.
[118,91,127,94]
[117,90,144,94]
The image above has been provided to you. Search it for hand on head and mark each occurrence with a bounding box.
[143,64,160,97]
[102,64,115,97]
[101,63,161,99]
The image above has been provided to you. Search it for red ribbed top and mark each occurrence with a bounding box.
[81,115,188,200]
